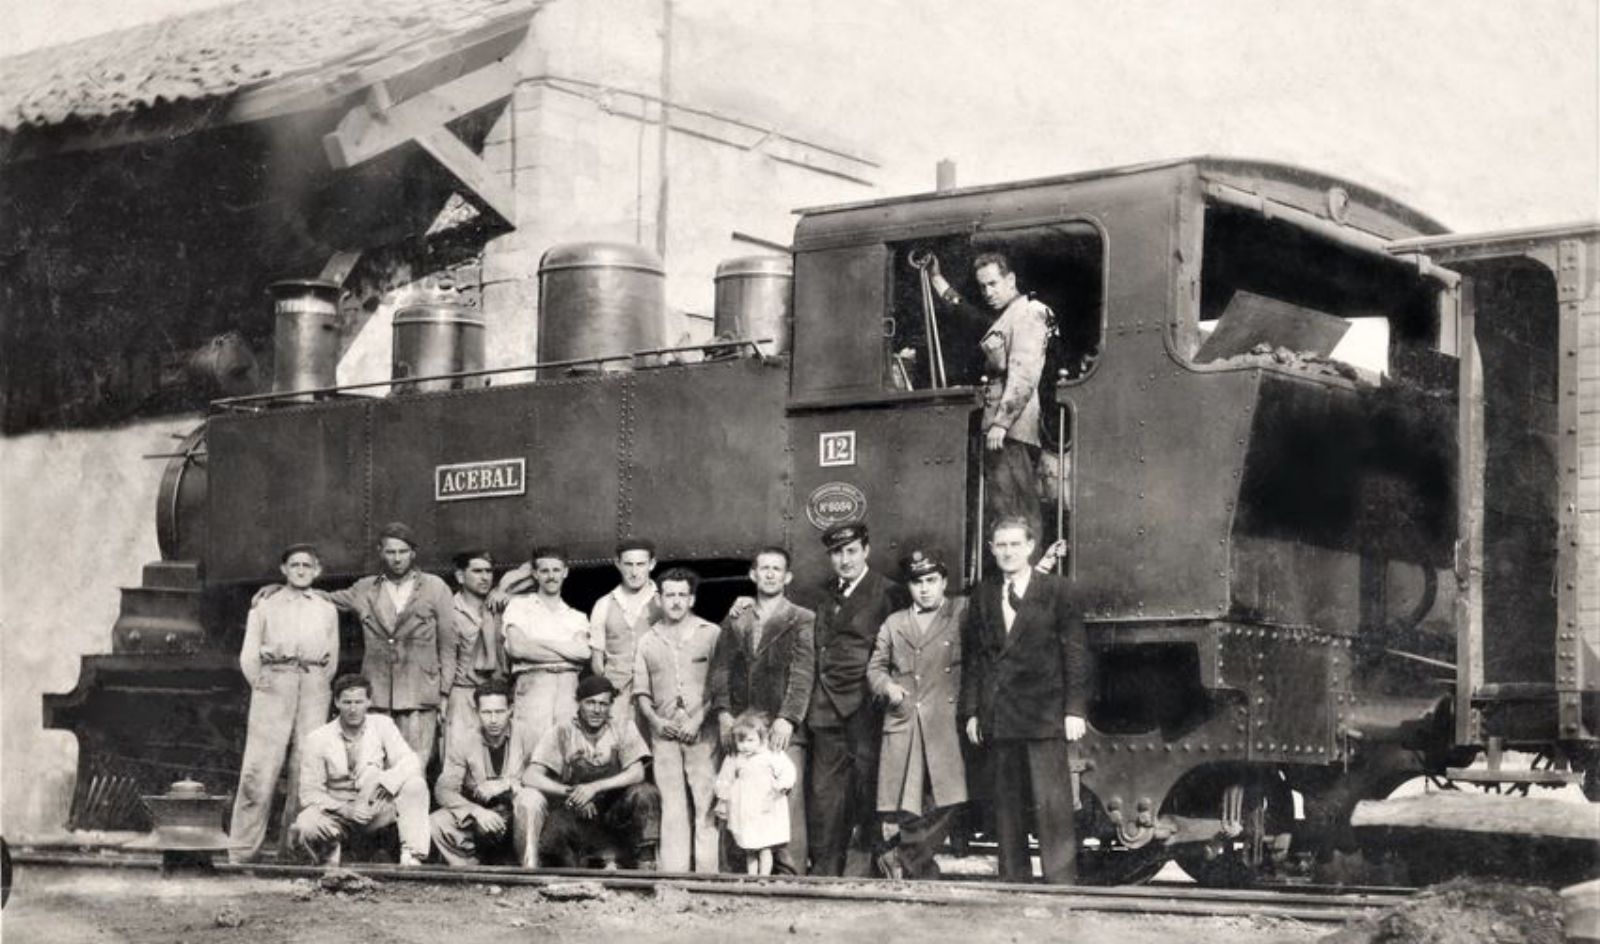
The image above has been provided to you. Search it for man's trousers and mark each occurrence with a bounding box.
[429,790,543,866]
[227,666,329,863]
[288,776,431,864]
[381,707,439,771]
[806,705,881,876]
[984,439,1042,545]
[524,783,662,868]
[653,733,721,873]
[989,737,1077,884]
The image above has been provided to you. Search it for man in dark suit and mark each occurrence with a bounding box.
[711,546,816,873]
[959,514,1090,884]
[806,522,911,876]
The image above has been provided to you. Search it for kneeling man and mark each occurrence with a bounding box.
[523,675,661,869]
[290,673,430,865]
[430,678,542,866]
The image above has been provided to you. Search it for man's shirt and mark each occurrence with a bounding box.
[502,595,590,668]
[531,717,651,783]
[634,616,721,723]
[239,588,338,684]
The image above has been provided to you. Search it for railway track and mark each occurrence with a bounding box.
[11,846,1407,924]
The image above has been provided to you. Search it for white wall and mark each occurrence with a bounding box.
[0,415,200,836]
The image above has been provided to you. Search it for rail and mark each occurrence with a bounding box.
[11,848,1402,924]
[210,337,776,412]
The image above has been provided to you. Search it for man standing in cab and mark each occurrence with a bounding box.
[807,522,910,876]
[927,253,1050,542]
[959,515,1090,884]
[712,546,815,873]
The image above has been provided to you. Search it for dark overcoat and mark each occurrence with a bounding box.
[809,569,910,724]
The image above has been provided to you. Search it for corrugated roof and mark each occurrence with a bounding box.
[0,0,540,133]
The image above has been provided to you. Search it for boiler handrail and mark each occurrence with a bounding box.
[210,337,774,411]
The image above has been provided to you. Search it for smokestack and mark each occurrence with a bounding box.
[935,159,957,192]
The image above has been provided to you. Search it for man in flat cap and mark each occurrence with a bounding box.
[228,542,339,863]
[262,521,459,766]
[867,547,968,879]
[523,675,661,869]
[806,522,910,876]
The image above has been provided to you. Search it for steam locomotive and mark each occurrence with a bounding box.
[46,157,1599,884]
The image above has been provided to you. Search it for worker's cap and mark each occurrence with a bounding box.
[377,521,418,548]
[576,675,617,702]
[900,547,947,580]
[280,542,321,564]
[820,522,869,551]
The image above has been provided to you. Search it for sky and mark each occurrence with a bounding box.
[1,0,1596,232]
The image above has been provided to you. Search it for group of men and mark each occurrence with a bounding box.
[226,511,1089,883]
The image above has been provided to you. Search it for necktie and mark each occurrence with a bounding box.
[914,603,941,615]
[1006,581,1025,612]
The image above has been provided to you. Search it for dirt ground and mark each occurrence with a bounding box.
[0,866,1331,944]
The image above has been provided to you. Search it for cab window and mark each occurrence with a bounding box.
[888,224,1104,393]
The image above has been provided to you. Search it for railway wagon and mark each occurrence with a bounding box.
[45,157,1599,884]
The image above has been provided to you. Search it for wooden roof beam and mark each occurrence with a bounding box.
[323,63,517,230]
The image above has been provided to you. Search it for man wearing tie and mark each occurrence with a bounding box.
[806,522,910,876]
[959,515,1090,884]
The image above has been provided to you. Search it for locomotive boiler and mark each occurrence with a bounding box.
[45,157,1599,885]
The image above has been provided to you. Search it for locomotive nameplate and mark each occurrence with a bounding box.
[806,481,867,531]
[819,430,856,467]
[435,458,527,502]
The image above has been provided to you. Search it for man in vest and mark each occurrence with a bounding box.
[589,538,663,730]
[442,549,507,759]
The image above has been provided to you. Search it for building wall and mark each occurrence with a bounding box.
[0,415,198,836]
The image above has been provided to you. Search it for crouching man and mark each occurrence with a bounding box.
[430,678,542,866]
[290,673,430,866]
[522,675,661,869]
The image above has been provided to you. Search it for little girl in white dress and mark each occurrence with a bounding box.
[713,712,796,875]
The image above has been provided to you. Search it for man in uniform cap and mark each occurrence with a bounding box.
[261,521,459,766]
[522,675,661,869]
[806,521,910,876]
[866,547,968,879]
